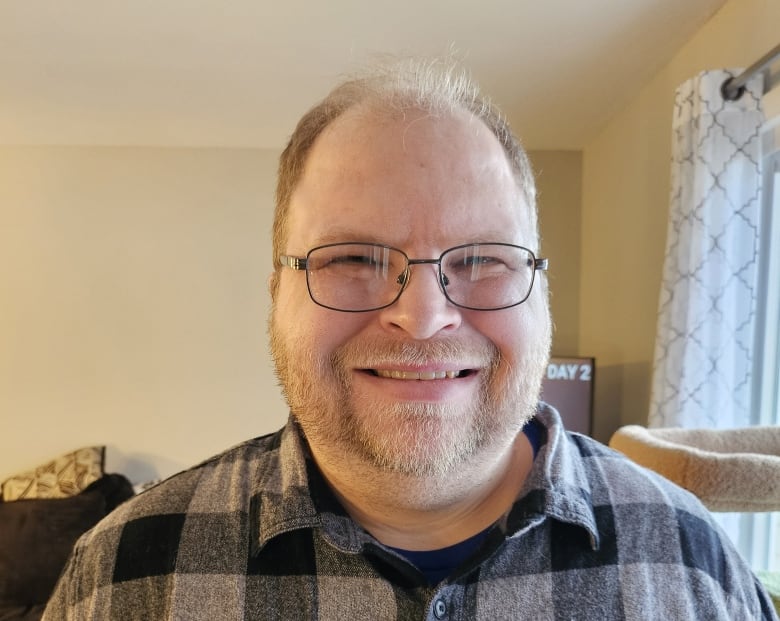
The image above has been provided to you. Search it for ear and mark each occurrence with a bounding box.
[267,272,278,301]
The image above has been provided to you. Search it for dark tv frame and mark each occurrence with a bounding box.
[540,356,595,435]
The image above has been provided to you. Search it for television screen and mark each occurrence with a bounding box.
[540,357,595,435]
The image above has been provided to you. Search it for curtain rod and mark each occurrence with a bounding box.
[722,42,780,101]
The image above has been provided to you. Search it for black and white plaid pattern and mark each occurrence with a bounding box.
[44,405,777,620]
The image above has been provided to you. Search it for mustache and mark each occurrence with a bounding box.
[331,337,499,370]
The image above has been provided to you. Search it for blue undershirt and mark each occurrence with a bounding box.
[389,417,543,584]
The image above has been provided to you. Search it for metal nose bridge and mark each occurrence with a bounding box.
[395,257,448,291]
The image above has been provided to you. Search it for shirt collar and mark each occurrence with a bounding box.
[506,403,600,549]
[250,418,322,554]
[251,405,600,555]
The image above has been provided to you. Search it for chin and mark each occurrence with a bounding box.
[343,398,519,478]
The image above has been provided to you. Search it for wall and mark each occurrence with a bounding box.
[530,150,583,357]
[579,0,780,442]
[0,147,288,483]
[0,145,583,484]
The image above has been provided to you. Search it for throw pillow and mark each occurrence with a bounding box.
[1,447,105,501]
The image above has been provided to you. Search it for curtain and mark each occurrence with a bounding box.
[649,69,765,430]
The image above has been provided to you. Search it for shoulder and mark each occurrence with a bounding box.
[529,407,725,555]
[44,428,290,618]
[564,431,776,617]
[534,405,707,517]
[94,427,290,542]
[565,430,706,512]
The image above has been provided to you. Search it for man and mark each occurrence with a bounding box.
[44,59,776,620]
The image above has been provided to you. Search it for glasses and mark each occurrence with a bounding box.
[279,242,548,312]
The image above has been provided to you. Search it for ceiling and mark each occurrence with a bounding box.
[0,0,726,150]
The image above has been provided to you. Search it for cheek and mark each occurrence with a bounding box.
[274,280,368,357]
[275,274,321,333]
[488,321,527,368]
[470,303,550,368]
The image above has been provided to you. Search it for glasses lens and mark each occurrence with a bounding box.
[305,244,406,311]
[440,244,535,310]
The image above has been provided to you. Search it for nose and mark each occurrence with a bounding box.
[378,263,462,339]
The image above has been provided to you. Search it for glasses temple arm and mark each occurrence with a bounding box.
[279,255,307,270]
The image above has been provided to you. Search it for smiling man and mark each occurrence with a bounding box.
[44,59,776,620]
[268,97,550,554]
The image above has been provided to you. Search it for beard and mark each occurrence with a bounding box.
[269,316,550,479]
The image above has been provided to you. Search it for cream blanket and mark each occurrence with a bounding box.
[609,425,780,512]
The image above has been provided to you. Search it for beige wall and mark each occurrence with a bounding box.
[0,147,288,483]
[529,150,583,357]
[579,0,780,442]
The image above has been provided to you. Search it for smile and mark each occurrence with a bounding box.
[372,369,466,380]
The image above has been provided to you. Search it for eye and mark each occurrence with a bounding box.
[451,254,510,273]
[311,248,383,271]
[311,246,397,282]
[462,255,502,267]
[329,253,379,266]
[443,247,520,281]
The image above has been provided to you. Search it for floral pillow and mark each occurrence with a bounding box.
[1,446,105,501]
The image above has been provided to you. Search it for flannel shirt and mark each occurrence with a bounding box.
[44,405,777,620]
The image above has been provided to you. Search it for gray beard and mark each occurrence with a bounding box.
[270,329,548,478]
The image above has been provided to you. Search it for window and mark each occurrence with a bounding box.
[743,86,780,571]
[756,123,780,430]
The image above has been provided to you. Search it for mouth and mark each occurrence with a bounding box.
[366,368,474,380]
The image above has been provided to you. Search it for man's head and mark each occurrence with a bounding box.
[272,58,538,281]
[269,58,551,479]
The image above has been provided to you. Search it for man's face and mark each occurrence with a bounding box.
[270,106,551,477]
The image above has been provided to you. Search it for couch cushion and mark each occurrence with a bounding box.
[0,474,133,608]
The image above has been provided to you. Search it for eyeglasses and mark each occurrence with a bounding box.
[279,242,548,312]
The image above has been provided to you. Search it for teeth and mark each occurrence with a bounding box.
[375,369,460,380]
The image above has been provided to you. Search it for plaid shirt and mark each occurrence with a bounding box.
[44,405,777,620]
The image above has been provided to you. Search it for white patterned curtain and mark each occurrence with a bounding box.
[649,69,765,430]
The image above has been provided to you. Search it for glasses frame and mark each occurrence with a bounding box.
[279,242,548,312]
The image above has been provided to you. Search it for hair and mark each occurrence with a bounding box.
[272,57,538,270]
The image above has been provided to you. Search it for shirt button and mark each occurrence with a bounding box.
[433,598,447,619]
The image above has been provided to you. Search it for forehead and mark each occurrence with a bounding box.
[286,105,532,250]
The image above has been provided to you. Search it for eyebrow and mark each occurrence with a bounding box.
[309,230,520,249]
[310,230,387,247]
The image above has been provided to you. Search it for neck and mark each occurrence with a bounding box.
[309,432,534,551]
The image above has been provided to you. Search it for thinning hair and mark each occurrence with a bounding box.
[272,58,538,269]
